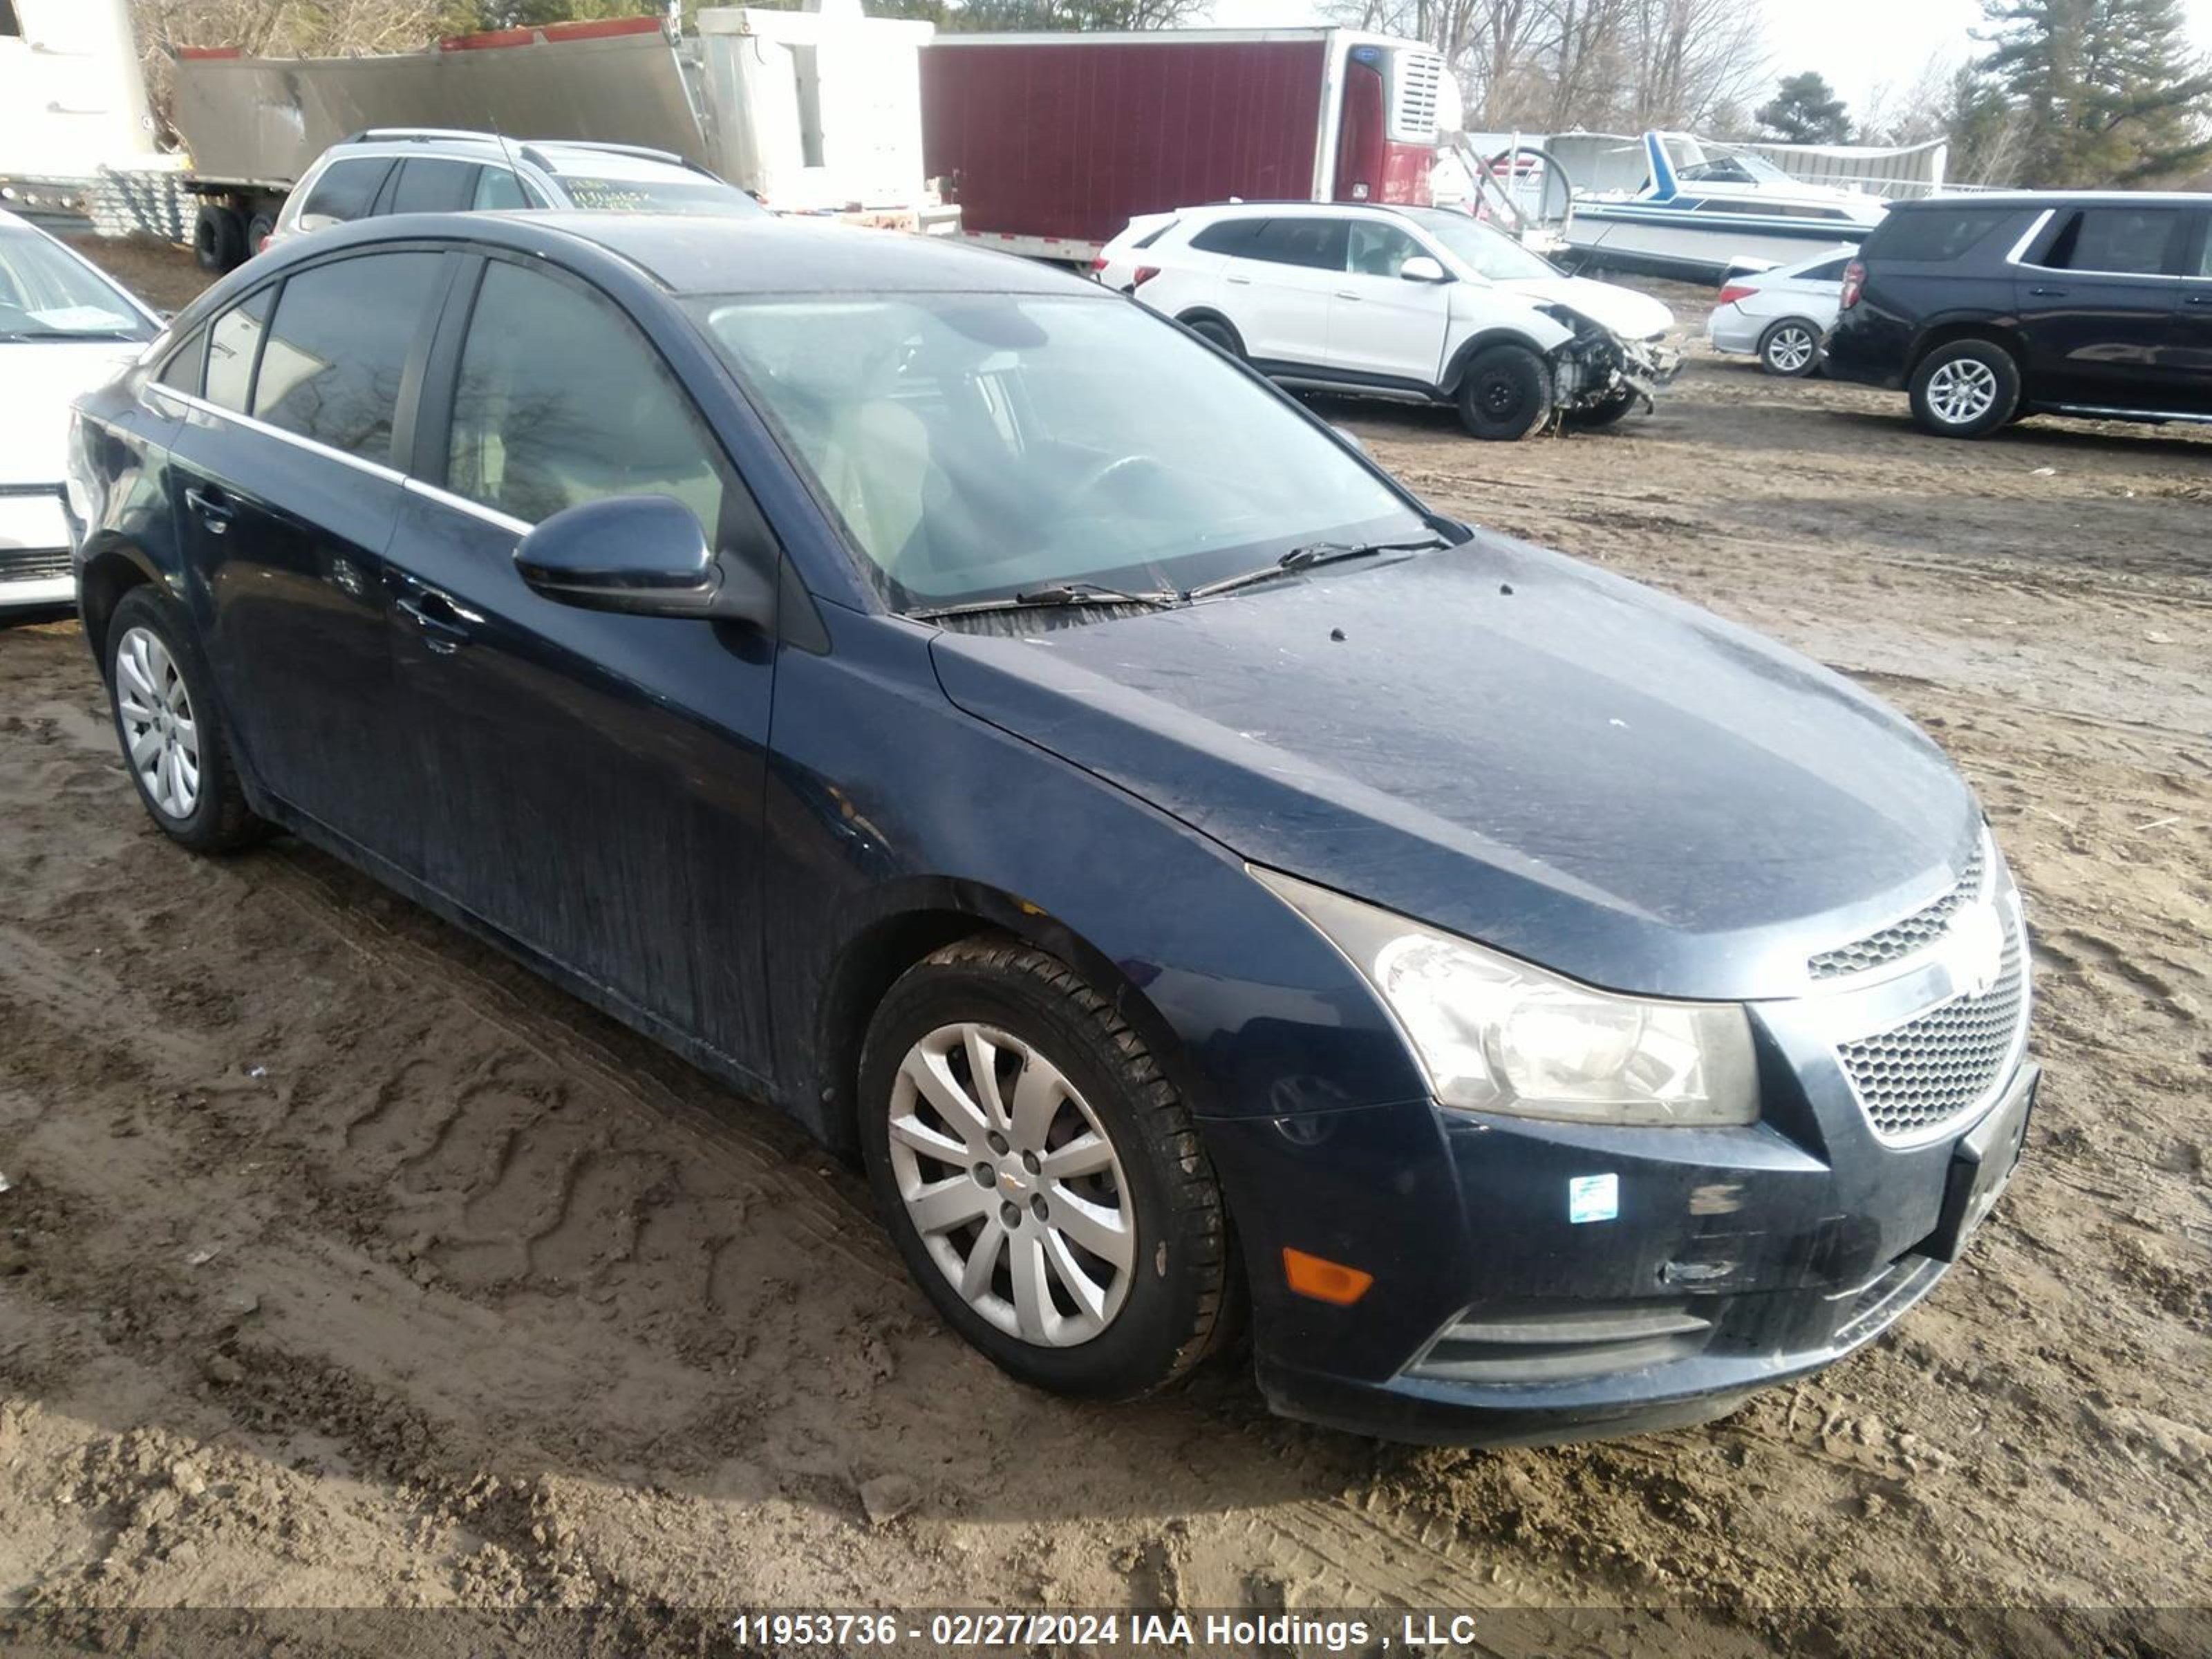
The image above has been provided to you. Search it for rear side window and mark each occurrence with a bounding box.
[2040,207,2187,276]
[204,287,273,412]
[1867,207,2016,263]
[1189,218,1262,256]
[252,254,445,463]
[444,260,727,535]
[1248,218,1350,271]
[156,326,207,393]
[384,159,478,216]
[1801,257,1851,283]
[299,158,394,226]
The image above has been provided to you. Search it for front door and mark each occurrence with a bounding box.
[169,249,454,864]
[1327,219,1451,385]
[386,254,779,1079]
[2014,205,2192,407]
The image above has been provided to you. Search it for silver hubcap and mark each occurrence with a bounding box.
[115,626,200,821]
[1768,326,1815,373]
[1927,358,1998,424]
[888,1022,1134,1347]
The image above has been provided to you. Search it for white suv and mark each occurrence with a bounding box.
[1100,203,1677,440]
[268,130,766,257]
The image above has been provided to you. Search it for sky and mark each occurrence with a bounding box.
[1206,0,2212,119]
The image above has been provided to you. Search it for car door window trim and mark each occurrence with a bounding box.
[161,387,409,485]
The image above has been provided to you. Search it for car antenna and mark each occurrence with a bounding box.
[489,113,529,205]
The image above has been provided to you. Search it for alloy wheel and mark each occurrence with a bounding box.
[1926,358,1998,426]
[115,626,200,821]
[887,1021,1134,1347]
[1766,325,1816,374]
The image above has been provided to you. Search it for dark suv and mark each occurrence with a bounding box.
[1826,192,2212,437]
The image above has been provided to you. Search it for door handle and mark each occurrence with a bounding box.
[183,485,236,534]
[397,590,471,655]
[1335,290,1363,301]
[2029,286,2068,297]
[2186,293,2212,306]
[1225,274,1252,285]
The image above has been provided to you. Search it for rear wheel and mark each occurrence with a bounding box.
[1758,317,1821,377]
[104,588,265,854]
[192,204,245,275]
[1181,315,1246,361]
[859,937,1233,1400]
[1456,343,1553,441]
[1908,339,2020,438]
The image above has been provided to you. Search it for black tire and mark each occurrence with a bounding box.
[193,204,245,275]
[1456,343,1554,440]
[859,937,1234,1401]
[1181,315,1246,361]
[245,211,279,259]
[104,587,266,854]
[1907,338,2021,439]
[1757,317,1822,377]
[1561,388,1639,431]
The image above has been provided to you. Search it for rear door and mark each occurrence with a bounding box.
[167,247,456,863]
[2014,205,2191,407]
[382,252,780,1078]
[375,158,484,218]
[1327,218,1452,386]
[1226,217,1347,371]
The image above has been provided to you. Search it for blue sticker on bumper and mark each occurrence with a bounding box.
[1568,1173,1619,1224]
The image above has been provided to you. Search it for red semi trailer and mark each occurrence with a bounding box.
[919,28,1452,263]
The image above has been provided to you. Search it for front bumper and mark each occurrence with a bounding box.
[1203,1049,2038,1447]
[1,485,76,611]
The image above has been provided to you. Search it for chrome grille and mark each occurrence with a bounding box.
[1809,839,1985,981]
[1837,907,2027,1141]
[0,549,71,583]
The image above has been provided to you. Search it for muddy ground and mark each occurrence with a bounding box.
[1,248,2206,1653]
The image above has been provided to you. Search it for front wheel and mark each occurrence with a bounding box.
[859,937,1234,1400]
[1561,388,1640,430]
[1456,344,1554,440]
[104,587,265,854]
[1908,339,2021,438]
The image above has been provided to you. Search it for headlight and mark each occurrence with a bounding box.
[1253,867,1759,1127]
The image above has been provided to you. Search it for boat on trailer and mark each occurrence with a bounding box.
[1562,132,1888,284]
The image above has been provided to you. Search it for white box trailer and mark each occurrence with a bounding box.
[0,0,168,225]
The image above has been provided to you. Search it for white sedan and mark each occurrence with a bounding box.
[1,209,161,610]
[1705,245,1856,376]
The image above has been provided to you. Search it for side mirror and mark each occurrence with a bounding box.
[1399,255,1449,283]
[514,495,775,628]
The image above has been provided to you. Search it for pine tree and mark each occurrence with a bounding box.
[1757,72,1853,144]
[1978,0,2212,184]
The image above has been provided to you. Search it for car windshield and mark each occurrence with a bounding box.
[691,291,1426,612]
[0,228,153,342]
[556,173,765,218]
[1399,209,1559,282]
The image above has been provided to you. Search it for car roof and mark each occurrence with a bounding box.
[1887,190,2212,210]
[263,212,1103,299]
[325,133,698,177]
[1176,200,1434,223]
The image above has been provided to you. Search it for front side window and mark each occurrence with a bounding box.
[1346,221,1425,279]
[300,158,394,227]
[204,286,273,412]
[0,229,155,342]
[385,159,478,215]
[157,326,207,393]
[445,260,727,533]
[2043,207,2186,276]
[694,292,1423,612]
[252,253,444,462]
[1247,218,1349,271]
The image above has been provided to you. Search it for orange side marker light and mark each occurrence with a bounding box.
[1282,1246,1374,1306]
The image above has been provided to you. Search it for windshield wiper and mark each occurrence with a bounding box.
[1182,536,1447,602]
[907,579,1181,622]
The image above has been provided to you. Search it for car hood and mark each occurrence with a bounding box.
[928,536,1980,1001]
[3,341,139,486]
[1493,274,1674,341]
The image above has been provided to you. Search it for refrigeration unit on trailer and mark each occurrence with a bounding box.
[919,28,1452,263]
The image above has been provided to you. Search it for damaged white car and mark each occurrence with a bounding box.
[1101,201,1678,440]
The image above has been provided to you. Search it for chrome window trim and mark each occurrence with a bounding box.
[401,477,532,536]
[2001,207,2056,267]
[165,388,407,485]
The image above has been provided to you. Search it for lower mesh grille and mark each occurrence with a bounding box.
[0,548,71,583]
[1837,909,2027,1141]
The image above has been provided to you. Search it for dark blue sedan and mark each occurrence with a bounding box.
[66,214,2036,1444]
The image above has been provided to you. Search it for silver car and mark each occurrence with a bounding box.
[1706,245,1855,377]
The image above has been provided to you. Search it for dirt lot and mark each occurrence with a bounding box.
[1,246,2207,1652]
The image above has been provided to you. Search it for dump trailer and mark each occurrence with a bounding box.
[919,28,1451,263]
[170,15,704,270]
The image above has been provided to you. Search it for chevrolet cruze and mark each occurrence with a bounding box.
[67,215,2036,1444]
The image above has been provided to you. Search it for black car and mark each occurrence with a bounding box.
[1826,191,2212,437]
[68,214,2036,1446]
